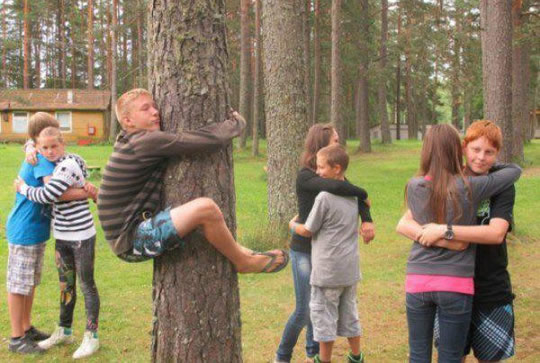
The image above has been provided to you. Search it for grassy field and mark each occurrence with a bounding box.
[0,139,539,362]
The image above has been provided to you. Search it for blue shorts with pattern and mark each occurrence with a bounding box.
[118,208,184,263]
[434,303,515,361]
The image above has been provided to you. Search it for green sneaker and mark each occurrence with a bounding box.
[346,351,364,363]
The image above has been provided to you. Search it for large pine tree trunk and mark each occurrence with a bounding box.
[252,0,262,157]
[331,0,345,143]
[263,0,308,224]
[312,0,321,124]
[379,0,391,144]
[148,1,242,361]
[303,0,312,124]
[480,0,513,162]
[58,0,67,88]
[238,0,251,149]
[511,0,525,160]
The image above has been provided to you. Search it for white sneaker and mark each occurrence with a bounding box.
[37,326,74,350]
[72,331,99,359]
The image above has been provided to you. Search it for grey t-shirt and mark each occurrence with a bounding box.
[406,163,522,278]
[305,191,361,287]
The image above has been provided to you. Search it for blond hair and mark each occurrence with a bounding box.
[115,88,152,127]
[38,126,64,143]
[28,112,60,141]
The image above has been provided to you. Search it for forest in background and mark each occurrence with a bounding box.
[1,0,539,153]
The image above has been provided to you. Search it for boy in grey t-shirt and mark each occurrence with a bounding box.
[289,145,369,363]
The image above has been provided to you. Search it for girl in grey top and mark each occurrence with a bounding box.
[399,124,521,363]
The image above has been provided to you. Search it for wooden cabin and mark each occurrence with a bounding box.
[0,89,110,143]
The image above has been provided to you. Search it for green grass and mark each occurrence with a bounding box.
[0,139,539,362]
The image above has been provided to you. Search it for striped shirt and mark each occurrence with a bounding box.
[97,117,245,255]
[20,153,96,241]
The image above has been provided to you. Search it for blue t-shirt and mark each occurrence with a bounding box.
[6,154,55,245]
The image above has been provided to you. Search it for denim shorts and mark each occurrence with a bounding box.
[118,208,184,263]
[310,284,361,342]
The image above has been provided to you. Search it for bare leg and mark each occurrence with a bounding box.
[22,288,35,332]
[347,336,361,355]
[8,293,26,337]
[319,341,334,362]
[170,198,285,273]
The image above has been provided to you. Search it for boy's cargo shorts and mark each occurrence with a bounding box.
[7,242,47,295]
[118,208,185,263]
[310,284,362,342]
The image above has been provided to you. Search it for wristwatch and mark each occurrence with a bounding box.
[444,224,454,240]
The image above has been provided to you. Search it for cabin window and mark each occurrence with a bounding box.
[12,112,29,134]
[56,111,72,132]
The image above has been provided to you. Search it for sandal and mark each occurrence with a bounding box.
[253,249,289,273]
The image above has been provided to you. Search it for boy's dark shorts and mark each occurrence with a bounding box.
[118,208,185,263]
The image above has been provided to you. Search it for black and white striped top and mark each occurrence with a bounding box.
[20,153,96,241]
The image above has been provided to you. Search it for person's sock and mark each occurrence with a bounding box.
[10,336,23,342]
[91,331,98,339]
[62,327,73,335]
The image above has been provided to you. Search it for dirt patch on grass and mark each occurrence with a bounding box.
[522,166,540,177]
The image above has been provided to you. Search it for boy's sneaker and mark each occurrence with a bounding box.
[25,326,50,342]
[346,351,365,363]
[37,326,74,350]
[72,331,99,359]
[8,335,44,354]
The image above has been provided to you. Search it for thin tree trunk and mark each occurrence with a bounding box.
[148,1,242,360]
[106,0,112,88]
[312,0,321,124]
[59,0,67,88]
[480,0,513,162]
[23,0,30,89]
[109,0,118,141]
[331,0,345,143]
[1,5,6,87]
[88,0,94,89]
[263,0,308,224]
[356,0,371,152]
[252,0,262,157]
[238,0,251,149]
[396,10,402,140]
[379,0,391,144]
[34,24,41,88]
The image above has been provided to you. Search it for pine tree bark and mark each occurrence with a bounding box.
[88,0,94,89]
[2,5,7,87]
[395,10,402,140]
[252,0,262,157]
[58,0,67,88]
[238,0,251,149]
[511,0,525,160]
[148,1,242,360]
[304,0,312,124]
[378,0,391,144]
[109,0,118,142]
[480,0,513,162]
[312,0,321,124]
[356,0,371,152]
[263,0,308,224]
[331,0,345,143]
[137,0,144,87]
[23,0,30,89]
